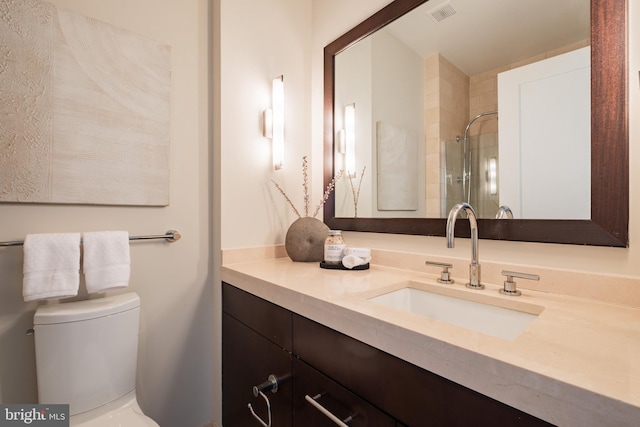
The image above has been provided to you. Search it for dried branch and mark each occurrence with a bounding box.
[270,179,302,218]
[302,156,310,217]
[347,166,366,218]
[313,169,344,218]
[272,156,342,220]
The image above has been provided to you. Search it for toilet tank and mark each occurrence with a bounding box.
[34,293,141,416]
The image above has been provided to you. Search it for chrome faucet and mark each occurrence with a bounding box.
[446,203,484,290]
[495,205,514,219]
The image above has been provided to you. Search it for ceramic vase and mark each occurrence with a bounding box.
[285,217,330,262]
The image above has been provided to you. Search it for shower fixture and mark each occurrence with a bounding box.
[457,111,498,204]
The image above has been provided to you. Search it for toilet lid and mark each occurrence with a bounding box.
[70,392,158,427]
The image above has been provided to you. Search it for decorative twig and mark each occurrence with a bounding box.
[302,156,310,217]
[271,179,302,218]
[272,156,343,219]
[347,166,366,218]
[312,169,344,218]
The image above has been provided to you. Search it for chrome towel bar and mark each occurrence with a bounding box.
[0,229,181,247]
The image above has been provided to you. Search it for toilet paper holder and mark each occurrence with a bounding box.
[248,374,279,427]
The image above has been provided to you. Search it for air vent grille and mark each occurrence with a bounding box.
[428,2,457,23]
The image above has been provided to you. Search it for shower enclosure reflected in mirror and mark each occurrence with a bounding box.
[323,0,628,246]
[445,111,499,218]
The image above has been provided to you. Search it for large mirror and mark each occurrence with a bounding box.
[323,0,628,246]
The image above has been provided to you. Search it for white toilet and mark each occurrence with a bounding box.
[33,293,159,426]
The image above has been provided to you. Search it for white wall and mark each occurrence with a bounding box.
[311,0,394,224]
[498,47,591,219]
[0,1,214,426]
[219,0,313,250]
[216,0,394,241]
[371,31,425,217]
[334,38,373,217]
[218,0,411,250]
[333,30,425,219]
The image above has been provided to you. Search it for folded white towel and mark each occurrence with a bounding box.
[23,233,81,302]
[82,231,130,293]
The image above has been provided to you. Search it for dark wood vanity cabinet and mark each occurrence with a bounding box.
[222,283,293,427]
[222,282,554,427]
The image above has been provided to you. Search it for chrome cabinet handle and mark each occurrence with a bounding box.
[248,374,279,427]
[305,394,354,426]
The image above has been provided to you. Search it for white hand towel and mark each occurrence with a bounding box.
[341,254,371,269]
[23,233,81,302]
[82,231,130,293]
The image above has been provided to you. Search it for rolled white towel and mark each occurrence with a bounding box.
[341,254,371,269]
[82,231,130,293]
[23,233,81,302]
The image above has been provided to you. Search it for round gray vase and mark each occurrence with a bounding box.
[285,217,330,262]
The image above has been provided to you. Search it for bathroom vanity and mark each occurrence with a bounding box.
[221,257,640,426]
[223,281,551,426]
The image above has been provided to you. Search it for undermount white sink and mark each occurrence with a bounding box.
[368,281,543,340]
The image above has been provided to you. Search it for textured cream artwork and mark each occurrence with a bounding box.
[376,121,418,211]
[0,0,171,206]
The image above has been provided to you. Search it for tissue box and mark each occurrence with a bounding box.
[344,247,371,258]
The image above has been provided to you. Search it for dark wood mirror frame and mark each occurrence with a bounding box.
[323,0,628,247]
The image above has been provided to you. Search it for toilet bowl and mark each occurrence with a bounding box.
[33,293,158,426]
[70,391,158,427]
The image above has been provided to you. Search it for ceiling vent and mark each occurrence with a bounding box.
[427,1,457,23]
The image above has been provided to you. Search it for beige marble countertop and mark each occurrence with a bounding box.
[221,257,640,426]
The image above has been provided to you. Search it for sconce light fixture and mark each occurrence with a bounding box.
[337,129,346,154]
[344,103,356,177]
[488,157,497,195]
[263,75,284,170]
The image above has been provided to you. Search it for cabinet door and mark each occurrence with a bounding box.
[293,358,396,427]
[222,313,292,427]
[223,282,292,351]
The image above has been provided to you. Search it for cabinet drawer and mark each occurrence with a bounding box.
[223,282,292,350]
[293,314,554,427]
[222,313,292,427]
[293,358,395,427]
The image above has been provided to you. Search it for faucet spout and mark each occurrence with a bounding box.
[495,205,514,219]
[446,203,483,290]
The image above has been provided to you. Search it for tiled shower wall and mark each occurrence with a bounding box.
[424,54,469,217]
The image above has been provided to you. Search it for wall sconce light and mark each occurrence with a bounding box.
[263,75,284,170]
[344,103,356,177]
[488,157,497,195]
[337,129,346,154]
